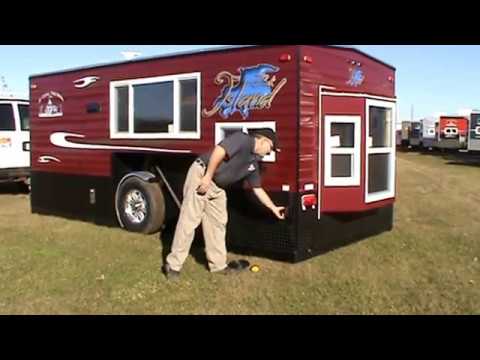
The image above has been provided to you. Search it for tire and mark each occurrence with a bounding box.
[15,180,30,194]
[116,177,165,234]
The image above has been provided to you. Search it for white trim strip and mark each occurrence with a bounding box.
[38,156,61,164]
[322,91,397,103]
[50,132,192,154]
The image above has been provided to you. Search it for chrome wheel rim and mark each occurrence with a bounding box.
[124,190,147,224]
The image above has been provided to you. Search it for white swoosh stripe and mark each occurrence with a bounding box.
[38,156,61,163]
[50,132,192,154]
[74,76,100,89]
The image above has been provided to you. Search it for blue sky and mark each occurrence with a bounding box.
[1,45,478,121]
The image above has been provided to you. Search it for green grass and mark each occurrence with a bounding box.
[0,151,479,314]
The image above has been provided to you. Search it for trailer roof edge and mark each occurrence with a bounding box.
[29,45,395,79]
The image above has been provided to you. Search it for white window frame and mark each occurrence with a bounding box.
[214,121,277,163]
[324,115,361,187]
[109,72,201,140]
[365,99,396,203]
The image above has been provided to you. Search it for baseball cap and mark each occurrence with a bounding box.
[250,128,281,152]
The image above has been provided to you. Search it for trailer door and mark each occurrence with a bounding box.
[319,92,396,216]
[319,94,364,216]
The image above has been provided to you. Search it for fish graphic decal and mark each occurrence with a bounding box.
[347,61,365,87]
[203,64,287,120]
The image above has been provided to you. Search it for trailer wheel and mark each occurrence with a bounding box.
[117,177,165,234]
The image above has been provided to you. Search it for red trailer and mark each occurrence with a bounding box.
[29,45,397,262]
[437,116,469,150]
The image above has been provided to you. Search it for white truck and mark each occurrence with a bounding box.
[0,93,30,190]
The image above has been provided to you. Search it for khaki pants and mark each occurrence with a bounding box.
[166,161,228,272]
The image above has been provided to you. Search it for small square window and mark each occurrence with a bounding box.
[332,154,352,177]
[331,123,354,148]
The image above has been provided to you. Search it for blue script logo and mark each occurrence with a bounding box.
[203,64,287,119]
[347,62,365,87]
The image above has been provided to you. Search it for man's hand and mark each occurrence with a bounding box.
[271,206,286,220]
[252,188,286,221]
[197,175,212,195]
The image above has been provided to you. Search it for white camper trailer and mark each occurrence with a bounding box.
[409,121,422,147]
[468,111,480,152]
[420,117,437,150]
[0,92,30,188]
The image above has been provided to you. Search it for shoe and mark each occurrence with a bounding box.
[162,264,180,281]
[216,266,241,276]
[216,260,250,275]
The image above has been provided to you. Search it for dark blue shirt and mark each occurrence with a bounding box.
[199,132,262,189]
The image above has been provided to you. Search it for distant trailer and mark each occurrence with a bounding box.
[401,121,411,147]
[0,94,30,187]
[468,111,480,152]
[420,117,437,150]
[408,121,421,147]
[436,116,468,151]
[396,129,402,147]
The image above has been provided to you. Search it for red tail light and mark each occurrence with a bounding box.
[280,54,292,62]
[303,56,313,64]
[301,194,317,211]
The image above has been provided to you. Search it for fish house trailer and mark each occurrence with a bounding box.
[437,116,468,151]
[29,45,397,262]
[408,121,421,147]
[468,111,480,152]
[420,117,437,150]
[400,121,411,147]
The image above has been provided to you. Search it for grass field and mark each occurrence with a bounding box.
[0,151,479,314]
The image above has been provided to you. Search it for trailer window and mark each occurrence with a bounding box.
[116,86,129,133]
[365,99,396,203]
[368,153,389,193]
[332,154,352,177]
[134,82,174,133]
[324,116,361,187]
[110,72,200,139]
[215,121,277,163]
[369,106,392,147]
[179,79,198,132]
[18,104,30,131]
[0,104,15,131]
